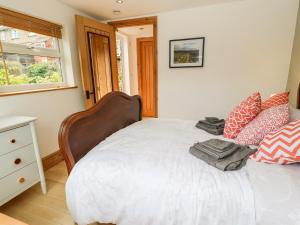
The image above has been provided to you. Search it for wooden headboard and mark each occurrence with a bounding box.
[59,92,142,174]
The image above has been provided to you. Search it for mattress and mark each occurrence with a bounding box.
[66,118,300,225]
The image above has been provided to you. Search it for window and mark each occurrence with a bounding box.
[0,26,63,89]
[0,7,64,94]
[11,30,19,39]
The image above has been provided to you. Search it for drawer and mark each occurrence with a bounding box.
[0,163,40,202]
[0,125,33,156]
[0,144,36,179]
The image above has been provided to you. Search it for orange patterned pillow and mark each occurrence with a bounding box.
[251,119,300,164]
[224,92,261,139]
[261,92,289,110]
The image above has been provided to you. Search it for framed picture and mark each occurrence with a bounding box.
[169,37,205,68]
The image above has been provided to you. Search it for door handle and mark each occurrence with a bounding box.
[85,90,95,99]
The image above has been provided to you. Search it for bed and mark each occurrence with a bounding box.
[59,92,300,225]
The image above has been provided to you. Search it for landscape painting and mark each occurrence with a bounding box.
[169,37,205,68]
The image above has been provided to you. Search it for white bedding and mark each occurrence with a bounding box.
[246,160,300,225]
[66,118,300,225]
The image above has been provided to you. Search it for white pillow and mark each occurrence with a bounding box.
[289,105,300,121]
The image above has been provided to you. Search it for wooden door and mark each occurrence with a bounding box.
[137,37,156,117]
[76,15,119,108]
[88,33,112,101]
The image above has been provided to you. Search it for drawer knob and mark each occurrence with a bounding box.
[10,139,16,144]
[14,158,22,165]
[18,177,25,184]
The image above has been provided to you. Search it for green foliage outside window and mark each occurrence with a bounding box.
[0,61,62,86]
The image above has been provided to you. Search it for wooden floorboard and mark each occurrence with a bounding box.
[0,162,101,225]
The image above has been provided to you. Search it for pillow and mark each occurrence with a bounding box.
[235,104,289,145]
[251,119,300,164]
[289,105,300,122]
[261,92,289,110]
[224,92,261,139]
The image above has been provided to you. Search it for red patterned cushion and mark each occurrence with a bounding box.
[224,92,261,139]
[251,119,300,164]
[261,92,289,110]
[235,104,289,145]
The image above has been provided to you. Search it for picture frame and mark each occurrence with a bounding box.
[169,37,205,68]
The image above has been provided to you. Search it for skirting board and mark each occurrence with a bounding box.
[42,150,64,171]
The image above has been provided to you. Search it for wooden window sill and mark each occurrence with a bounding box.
[0,86,78,97]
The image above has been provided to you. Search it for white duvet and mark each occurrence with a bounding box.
[66,119,256,225]
[66,118,300,225]
[246,160,300,225]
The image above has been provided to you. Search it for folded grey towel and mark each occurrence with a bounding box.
[197,120,225,129]
[205,117,220,122]
[196,117,225,136]
[189,142,257,171]
[193,142,239,159]
[196,123,224,135]
[215,147,257,171]
[201,139,234,151]
[205,117,225,124]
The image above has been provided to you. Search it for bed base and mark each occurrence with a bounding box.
[59,91,142,174]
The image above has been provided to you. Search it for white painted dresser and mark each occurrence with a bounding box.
[0,116,46,206]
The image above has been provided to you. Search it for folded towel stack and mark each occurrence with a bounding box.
[195,117,225,135]
[189,139,257,171]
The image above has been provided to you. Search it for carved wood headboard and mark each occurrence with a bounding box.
[59,92,142,174]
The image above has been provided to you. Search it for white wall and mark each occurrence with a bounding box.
[287,0,300,108]
[118,26,153,95]
[157,0,298,119]
[117,33,131,95]
[0,0,87,157]
[128,35,140,95]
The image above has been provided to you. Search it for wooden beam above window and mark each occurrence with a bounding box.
[0,7,62,38]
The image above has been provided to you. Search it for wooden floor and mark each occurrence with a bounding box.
[0,162,78,225]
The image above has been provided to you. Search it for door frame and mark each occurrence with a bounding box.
[76,15,119,108]
[109,16,158,117]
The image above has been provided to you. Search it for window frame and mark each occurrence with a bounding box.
[0,6,72,95]
[0,34,67,93]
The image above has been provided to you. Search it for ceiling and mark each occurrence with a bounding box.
[59,0,241,20]
[118,25,153,37]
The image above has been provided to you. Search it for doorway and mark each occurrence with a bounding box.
[110,17,157,117]
[76,15,119,108]
[76,15,157,116]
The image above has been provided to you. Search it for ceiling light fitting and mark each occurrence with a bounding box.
[116,0,124,4]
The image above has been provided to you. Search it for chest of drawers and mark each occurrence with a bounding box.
[0,116,46,206]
